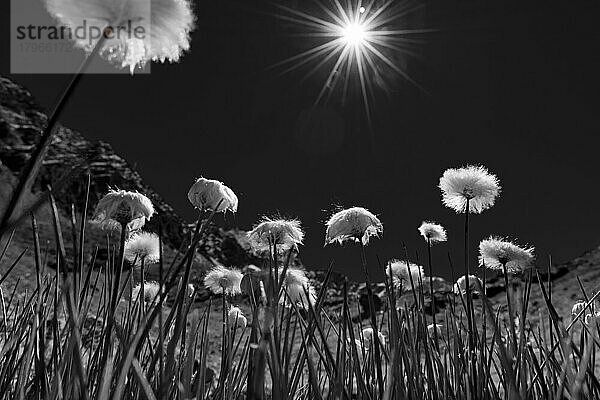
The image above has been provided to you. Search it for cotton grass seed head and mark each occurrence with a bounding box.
[124,231,160,265]
[228,306,247,330]
[94,189,154,230]
[203,266,243,296]
[44,0,195,73]
[248,218,304,254]
[478,236,535,273]
[439,165,500,214]
[572,301,587,317]
[188,178,238,213]
[386,260,424,290]
[279,267,317,308]
[325,207,383,246]
[454,275,484,295]
[418,221,447,244]
[132,281,162,303]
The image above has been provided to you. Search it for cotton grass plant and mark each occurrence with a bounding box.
[418,221,447,338]
[439,165,501,376]
[1,165,600,400]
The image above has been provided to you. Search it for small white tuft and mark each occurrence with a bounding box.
[571,301,587,317]
[453,275,484,295]
[93,189,154,231]
[248,218,304,254]
[279,267,317,308]
[132,281,162,303]
[124,231,160,265]
[228,306,247,330]
[325,207,383,246]
[418,221,447,244]
[188,178,238,213]
[386,260,424,290]
[361,328,385,349]
[203,266,243,296]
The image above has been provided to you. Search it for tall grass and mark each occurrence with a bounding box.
[0,163,596,400]
[0,188,598,400]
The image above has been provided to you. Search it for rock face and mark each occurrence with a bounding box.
[0,76,255,268]
[0,76,184,246]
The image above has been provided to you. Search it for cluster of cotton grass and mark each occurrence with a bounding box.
[3,159,599,400]
[94,165,542,399]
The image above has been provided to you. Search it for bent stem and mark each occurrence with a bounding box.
[0,35,106,235]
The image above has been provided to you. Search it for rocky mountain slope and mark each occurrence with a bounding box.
[0,76,254,269]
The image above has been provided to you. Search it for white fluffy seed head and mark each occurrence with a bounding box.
[188,178,238,213]
[132,281,162,303]
[124,231,160,265]
[248,218,304,254]
[93,189,154,231]
[325,207,383,246]
[386,260,424,290]
[453,275,484,295]
[572,301,587,316]
[478,236,535,273]
[228,306,247,330]
[203,266,243,296]
[44,0,195,73]
[279,268,317,308]
[418,221,447,244]
[439,165,500,214]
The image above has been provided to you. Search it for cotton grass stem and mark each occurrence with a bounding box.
[101,220,128,374]
[140,257,146,317]
[0,36,105,235]
[502,262,517,357]
[426,239,439,348]
[464,197,476,395]
[360,244,384,397]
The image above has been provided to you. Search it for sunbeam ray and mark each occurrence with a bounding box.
[274,0,427,120]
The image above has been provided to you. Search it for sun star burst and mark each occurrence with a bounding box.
[275,0,427,118]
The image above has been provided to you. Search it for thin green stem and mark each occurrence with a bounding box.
[427,239,439,349]
[360,244,384,397]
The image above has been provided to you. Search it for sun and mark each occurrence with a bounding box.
[341,22,367,46]
[273,0,428,119]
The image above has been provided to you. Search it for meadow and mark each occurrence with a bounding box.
[1,1,598,398]
[0,165,598,400]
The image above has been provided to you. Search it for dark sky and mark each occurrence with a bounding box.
[2,0,600,281]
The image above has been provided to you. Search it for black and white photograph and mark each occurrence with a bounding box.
[0,0,599,398]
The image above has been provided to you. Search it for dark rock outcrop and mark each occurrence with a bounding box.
[0,76,256,268]
[0,76,185,247]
